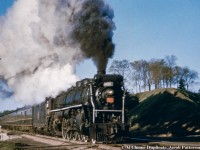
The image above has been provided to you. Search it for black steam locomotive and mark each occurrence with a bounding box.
[0,73,128,142]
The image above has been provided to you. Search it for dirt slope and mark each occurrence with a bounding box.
[128,88,200,137]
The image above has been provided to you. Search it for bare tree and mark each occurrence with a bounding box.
[161,65,170,88]
[130,60,150,92]
[148,59,165,89]
[164,55,177,87]
[165,55,177,67]
[173,66,198,90]
[110,55,199,93]
[108,59,131,88]
[181,67,198,90]
[173,66,182,87]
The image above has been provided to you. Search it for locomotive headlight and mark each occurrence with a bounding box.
[104,89,114,104]
[105,89,114,96]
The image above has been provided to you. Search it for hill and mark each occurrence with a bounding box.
[128,88,200,137]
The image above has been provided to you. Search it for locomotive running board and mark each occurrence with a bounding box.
[94,110,122,112]
[49,104,82,113]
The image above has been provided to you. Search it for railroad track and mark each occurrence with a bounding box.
[4,130,122,150]
[5,129,200,150]
[15,143,101,150]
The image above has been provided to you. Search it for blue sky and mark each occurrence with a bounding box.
[0,0,200,111]
[77,0,200,80]
[0,0,14,14]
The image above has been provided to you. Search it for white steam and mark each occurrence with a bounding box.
[0,0,85,105]
[9,64,77,104]
[0,0,115,105]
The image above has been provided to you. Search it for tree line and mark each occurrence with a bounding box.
[108,55,198,93]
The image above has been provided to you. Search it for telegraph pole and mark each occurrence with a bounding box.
[0,125,2,141]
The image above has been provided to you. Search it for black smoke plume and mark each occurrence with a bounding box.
[72,0,115,73]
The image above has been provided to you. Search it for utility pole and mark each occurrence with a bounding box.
[0,125,2,141]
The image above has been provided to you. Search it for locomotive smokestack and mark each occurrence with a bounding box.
[97,70,106,75]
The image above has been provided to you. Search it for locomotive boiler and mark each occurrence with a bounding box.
[0,72,128,143]
[45,73,128,142]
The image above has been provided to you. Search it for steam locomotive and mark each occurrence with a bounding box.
[0,73,128,142]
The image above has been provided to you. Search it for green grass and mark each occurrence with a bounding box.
[129,88,200,137]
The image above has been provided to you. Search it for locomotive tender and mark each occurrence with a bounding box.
[0,73,128,142]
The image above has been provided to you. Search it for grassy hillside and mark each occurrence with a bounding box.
[128,88,200,137]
